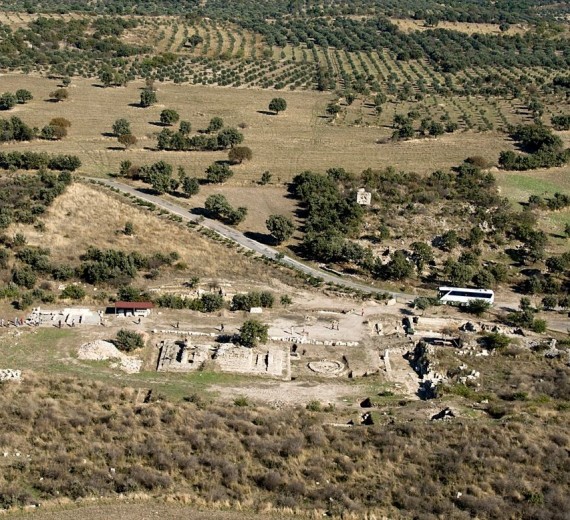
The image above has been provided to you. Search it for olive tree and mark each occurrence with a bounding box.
[266,214,295,244]
[239,319,269,348]
[160,109,180,126]
[268,97,287,114]
[112,118,131,137]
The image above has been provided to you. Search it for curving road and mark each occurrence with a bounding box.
[86,177,416,301]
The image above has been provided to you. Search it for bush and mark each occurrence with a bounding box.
[0,92,17,110]
[15,89,33,104]
[114,329,144,352]
[465,299,491,316]
[60,285,86,300]
[12,267,36,289]
[228,146,252,164]
[483,333,511,351]
[531,319,547,334]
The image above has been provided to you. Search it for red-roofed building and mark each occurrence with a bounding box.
[114,301,154,316]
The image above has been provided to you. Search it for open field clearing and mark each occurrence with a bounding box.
[391,18,529,35]
[0,74,521,181]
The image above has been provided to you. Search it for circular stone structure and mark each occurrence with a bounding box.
[308,360,344,377]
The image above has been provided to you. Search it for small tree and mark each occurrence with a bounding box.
[206,163,233,184]
[61,77,71,87]
[112,118,131,137]
[15,89,33,104]
[483,332,510,351]
[228,146,253,164]
[269,97,287,114]
[60,285,86,300]
[41,124,67,140]
[440,230,459,251]
[541,295,557,311]
[50,89,69,102]
[182,176,200,197]
[226,207,248,225]
[114,329,144,352]
[266,214,295,244]
[217,127,244,148]
[99,68,114,87]
[239,319,269,348]
[179,120,191,135]
[260,171,272,185]
[160,109,180,126]
[206,116,224,133]
[410,242,434,274]
[465,299,491,316]
[118,134,137,150]
[0,92,17,110]
[123,221,135,236]
[140,88,157,108]
[205,194,231,219]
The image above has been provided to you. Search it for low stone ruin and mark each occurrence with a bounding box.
[0,369,21,382]
[157,339,290,379]
[307,360,345,377]
[406,341,447,399]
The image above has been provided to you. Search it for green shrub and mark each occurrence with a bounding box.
[114,329,144,352]
[60,285,86,300]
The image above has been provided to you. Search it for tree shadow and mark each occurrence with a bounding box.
[214,159,231,166]
[101,132,116,138]
[149,121,170,127]
[128,102,145,108]
[244,231,273,245]
[135,186,162,196]
[190,207,208,216]
[257,110,276,116]
[44,98,61,103]
[106,146,126,151]
[91,83,107,89]
[169,191,190,199]
[505,248,525,264]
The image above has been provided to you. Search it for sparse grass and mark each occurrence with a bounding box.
[11,181,293,283]
[0,74,517,183]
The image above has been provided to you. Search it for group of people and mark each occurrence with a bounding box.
[1,317,28,327]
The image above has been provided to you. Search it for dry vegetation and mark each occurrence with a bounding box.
[390,18,529,35]
[11,181,293,284]
[0,74,518,182]
[0,373,568,519]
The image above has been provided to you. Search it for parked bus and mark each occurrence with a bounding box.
[437,286,495,306]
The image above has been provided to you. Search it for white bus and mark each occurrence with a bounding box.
[438,286,495,306]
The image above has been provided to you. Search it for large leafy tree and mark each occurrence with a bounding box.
[206,163,233,183]
[268,97,287,114]
[239,319,269,348]
[266,214,295,244]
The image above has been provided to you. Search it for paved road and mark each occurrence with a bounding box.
[86,177,416,301]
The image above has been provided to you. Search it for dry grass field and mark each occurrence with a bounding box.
[0,74,516,181]
[391,18,529,35]
[9,181,295,284]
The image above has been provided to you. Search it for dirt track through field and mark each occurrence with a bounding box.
[88,178,417,301]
